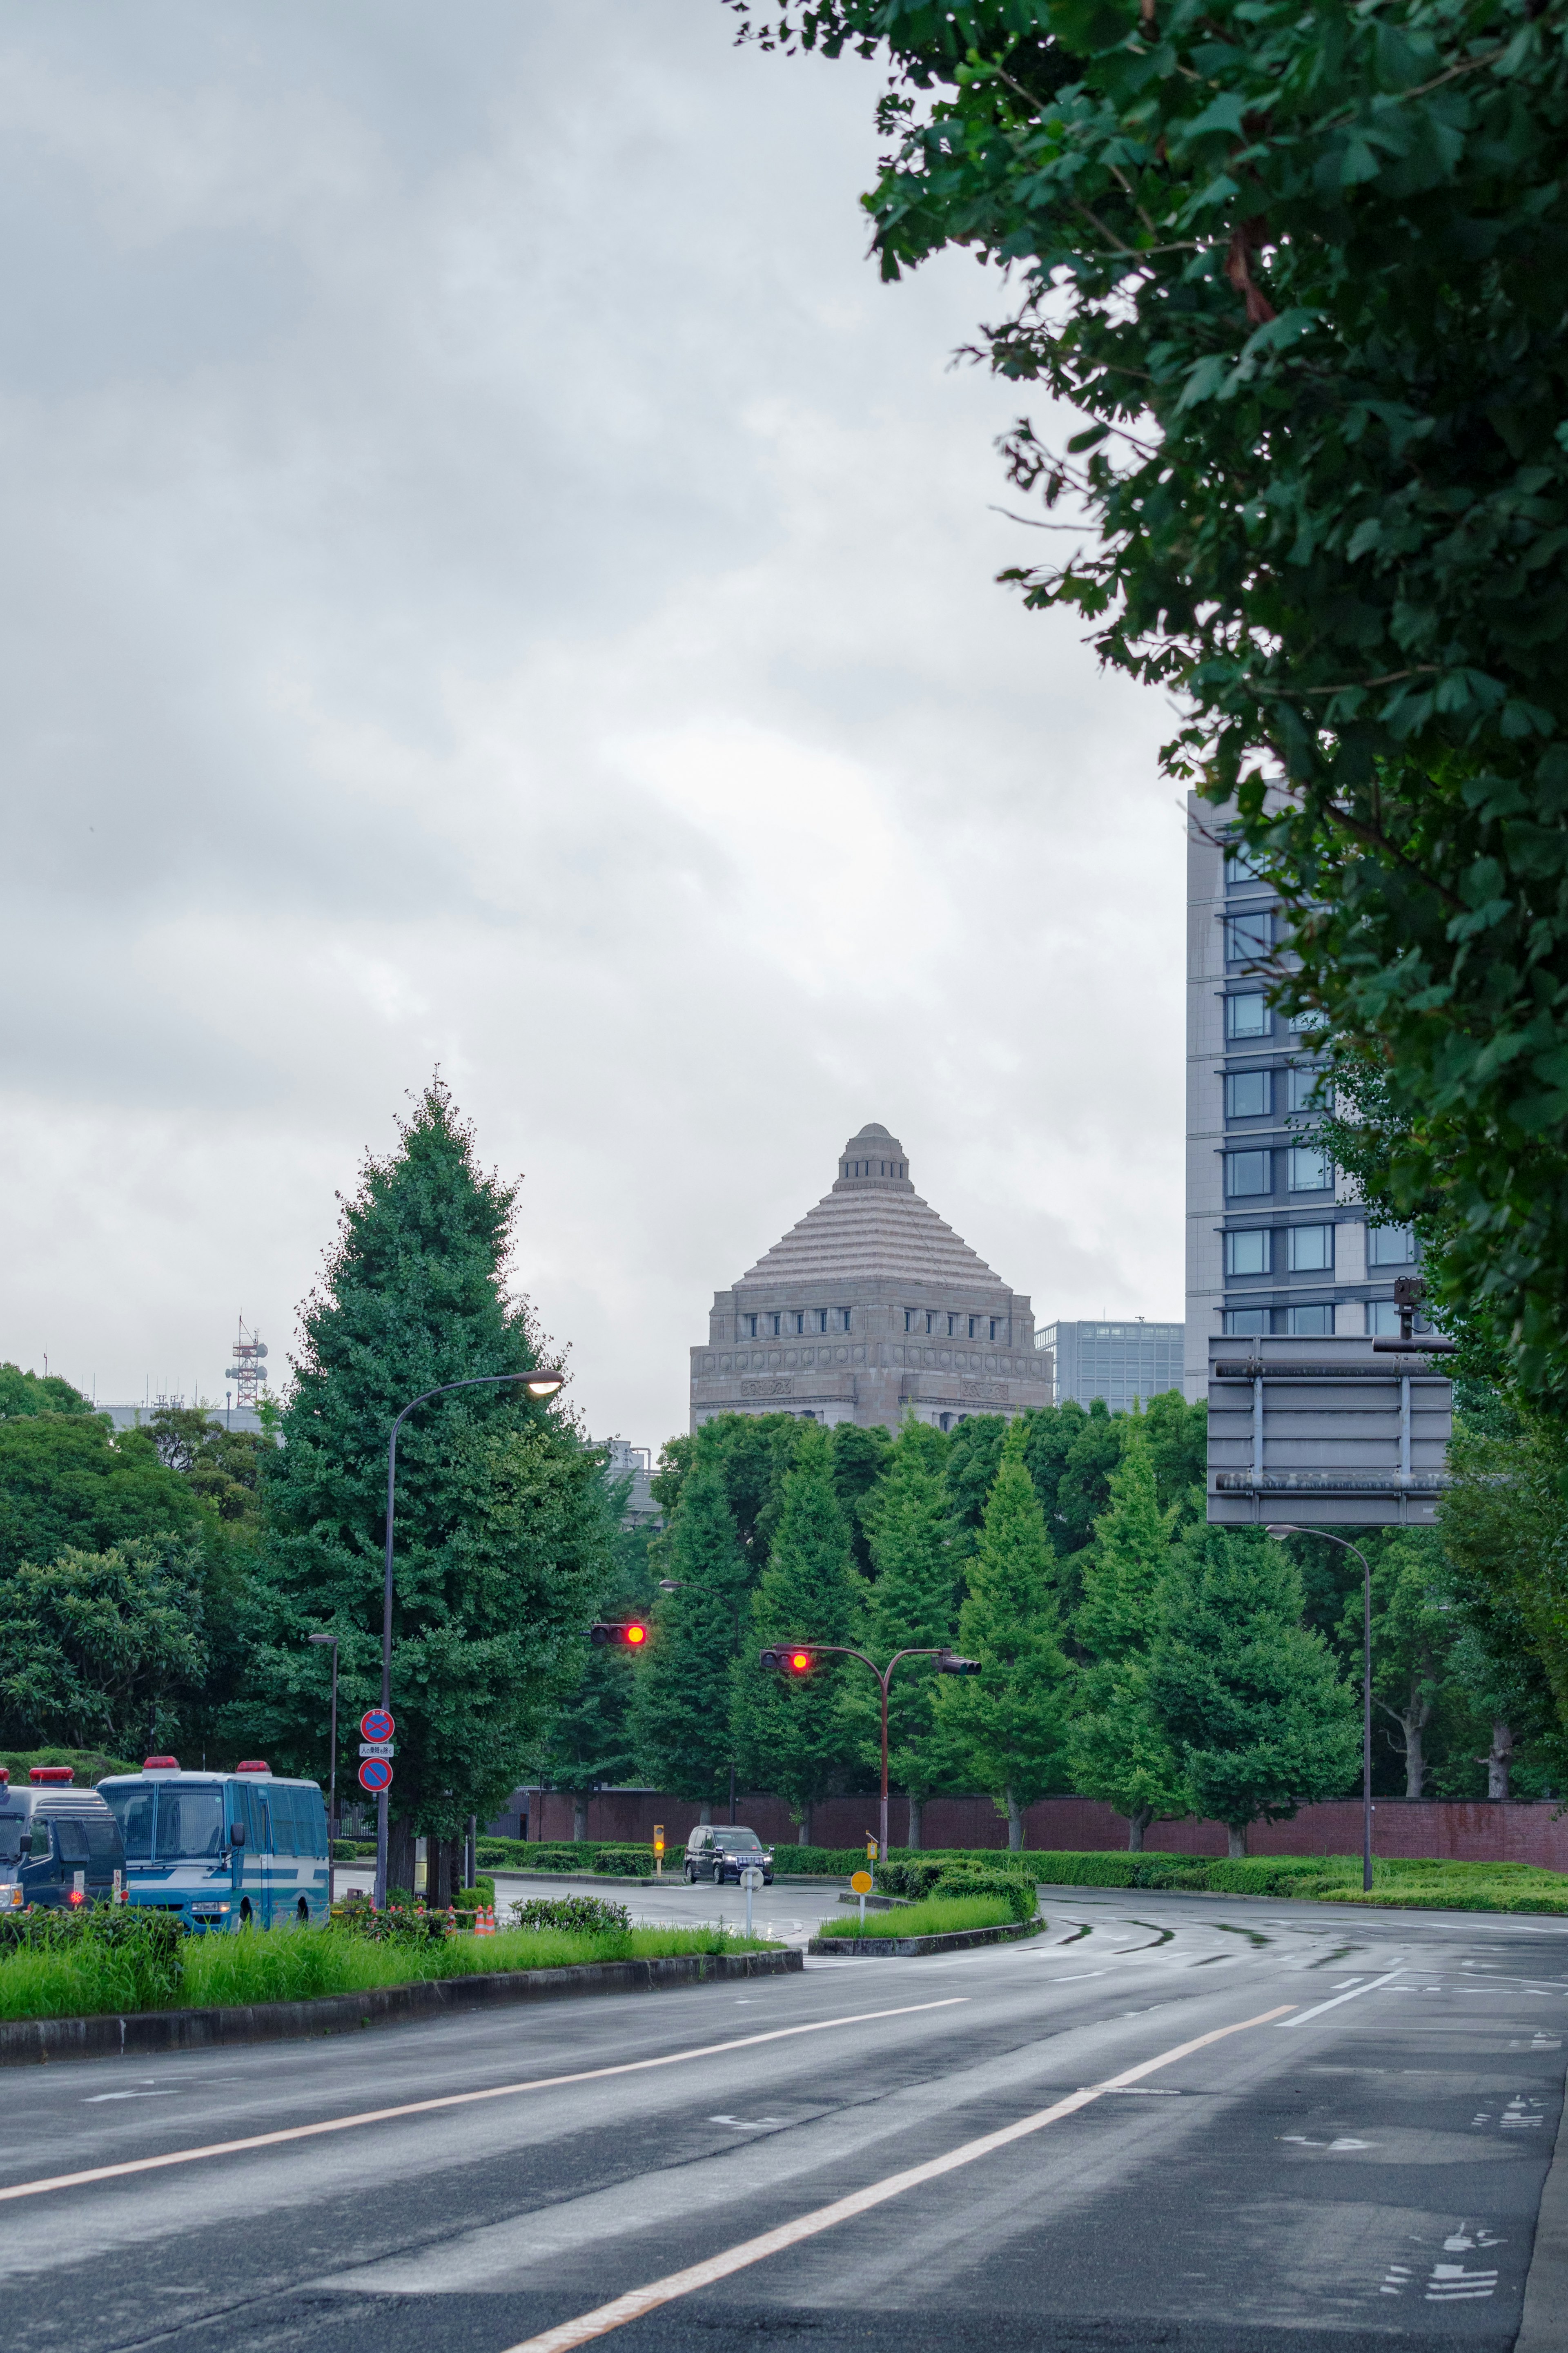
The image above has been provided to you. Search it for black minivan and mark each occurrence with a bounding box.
[0,1766,126,1913]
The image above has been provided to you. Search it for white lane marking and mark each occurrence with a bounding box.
[708,2117,786,2130]
[1281,2135,1374,2150]
[1049,1973,1105,1983]
[495,2004,1296,2353]
[1281,1965,1408,2027]
[0,1998,969,2206]
[1427,2263,1497,2301]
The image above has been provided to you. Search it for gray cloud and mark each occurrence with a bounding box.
[0,0,1181,1441]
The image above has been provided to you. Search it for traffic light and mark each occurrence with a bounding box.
[590,1621,649,1648]
[935,1650,981,1676]
[759,1645,816,1675]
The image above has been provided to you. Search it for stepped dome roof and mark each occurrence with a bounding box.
[735,1123,1008,1295]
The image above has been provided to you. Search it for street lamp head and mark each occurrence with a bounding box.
[659,1580,682,1592]
[307,1632,337,1646]
[1265,1524,1298,1541]
[521,1369,565,1398]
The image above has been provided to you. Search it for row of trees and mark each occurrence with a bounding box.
[538,1391,1559,1850]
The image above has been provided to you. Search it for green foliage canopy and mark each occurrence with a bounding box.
[0,1539,208,1755]
[732,0,1568,1398]
[1070,1434,1187,1843]
[0,1415,202,1578]
[246,1081,616,1843]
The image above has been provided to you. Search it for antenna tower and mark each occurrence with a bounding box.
[225,1316,269,1409]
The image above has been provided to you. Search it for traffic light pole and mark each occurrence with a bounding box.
[766,1644,976,1864]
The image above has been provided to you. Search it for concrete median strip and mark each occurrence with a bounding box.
[496,2002,1298,2353]
[808,1920,1042,1958]
[0,1949,802,2070]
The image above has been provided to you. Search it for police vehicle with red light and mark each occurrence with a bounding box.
[98,1757,330,1931]
[0,1765,125,1913]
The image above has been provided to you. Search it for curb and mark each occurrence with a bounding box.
[835,1892,911,1911]
[0,1948,802,2067]
[808,1919,1040,1958]
[1517,2085,1568,2353]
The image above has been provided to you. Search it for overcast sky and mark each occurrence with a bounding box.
[0,0,1183,1449]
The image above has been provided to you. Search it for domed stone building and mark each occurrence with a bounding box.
[689,1122,1053,1433]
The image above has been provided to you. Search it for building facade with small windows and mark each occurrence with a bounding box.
[690,1122,1053,1433]
[1184,796,1421,1397]
[1039,1320,1185,1412]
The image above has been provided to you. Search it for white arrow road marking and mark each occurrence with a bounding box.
[708,2117,787,2130]
[495,2004,1296,2353]
[0,1998,970,2205]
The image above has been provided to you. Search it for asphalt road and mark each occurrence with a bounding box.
[5,1883,1564,2353]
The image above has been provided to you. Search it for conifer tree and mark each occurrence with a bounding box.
[1069,1434,1187,1849]
[731,1422,862,1842]
[853,1415,956,1849]
[245,1081,614,1896]
[937,1420,1071,1850]
[631,1456,751,1817]
[1150,1528,1359,1856]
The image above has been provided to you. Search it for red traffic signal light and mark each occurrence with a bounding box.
[591,1621,649,1648]
[760,1645,816,1675]
[936,1650,982,1676]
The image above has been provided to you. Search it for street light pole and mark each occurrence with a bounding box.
[764,1643,978,1862]
[307,1632,339,1909]
[374,1367,564,1911]
[1267,1524,1374,1892]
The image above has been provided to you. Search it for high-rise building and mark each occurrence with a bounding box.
[1184,798,1420,1396]
[1038,1319,1184,1413]
[690,1122,1053,1433]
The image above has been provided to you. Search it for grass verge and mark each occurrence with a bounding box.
[1025,1850,1568,1911]
[0,1921,773,2022]
[815,1893,1020,1940]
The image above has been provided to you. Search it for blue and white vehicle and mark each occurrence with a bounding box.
[98,1758,330,1931]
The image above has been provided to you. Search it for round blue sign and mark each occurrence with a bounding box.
[358,1756,393,1794]
[361,1708,394,1743]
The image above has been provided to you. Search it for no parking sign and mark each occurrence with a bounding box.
[359,1755,393,1794]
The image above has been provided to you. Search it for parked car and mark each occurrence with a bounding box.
[684,1826,774,1885]
[0,1766,125,1913]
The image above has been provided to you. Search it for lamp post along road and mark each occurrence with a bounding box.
[374,1368,565,1911]
[760,1643,979,1863]
[307,1633,339,1909]
[1267,1525,1374,1893]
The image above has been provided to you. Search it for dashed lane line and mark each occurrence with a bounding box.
[497,2002,1296,2353]
[0,1999,970,2206]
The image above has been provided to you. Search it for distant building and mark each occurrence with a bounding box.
[1037,1320,1185,1414]
[97,1403,267,1436]
[690,1121,1053,1434]
[599,1438,662,1526]
[1185,797,1420,1395]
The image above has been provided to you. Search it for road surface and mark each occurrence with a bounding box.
[4,1883,1563,2352]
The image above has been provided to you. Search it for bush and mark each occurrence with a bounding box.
[0,1747,140,1788]
[927,1869,1038,1924]
[450,1877,496,1913]
[510,1894,632,1934]
[593,1850,654,1877]
[0,1904,185,2014]
[818,1893,1021,1941]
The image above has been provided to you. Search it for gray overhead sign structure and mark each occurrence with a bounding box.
[1207,1336,1453,1528]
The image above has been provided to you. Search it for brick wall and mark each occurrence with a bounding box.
[492,1787,1568,1867]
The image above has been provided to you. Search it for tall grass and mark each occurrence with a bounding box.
[0,1920,771,2022]
[816,1894,1022,1941]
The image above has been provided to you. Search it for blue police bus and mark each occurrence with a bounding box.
[98,1758,330,1931]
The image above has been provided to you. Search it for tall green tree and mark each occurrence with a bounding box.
[0,1538,208,1755]
[245,1080,615,1896]
[1338,1529,1459,1800]
[0,1365,95,1421]
[0,1415,201,1577]
[855,1415,958,1848]
[632,1456,751,1818]
[1150,1529,1359,1856]
[733,0,1568,1403]
[731,1422,862,1840]
[936,1421,1070,1849]
[534,1482,661,1838]
[1070,1436,1187,1849]
[1439,1406,1568,1789]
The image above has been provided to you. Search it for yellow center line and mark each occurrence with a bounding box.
[500,2004,1298,2353]
[0,1999,970,2205]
